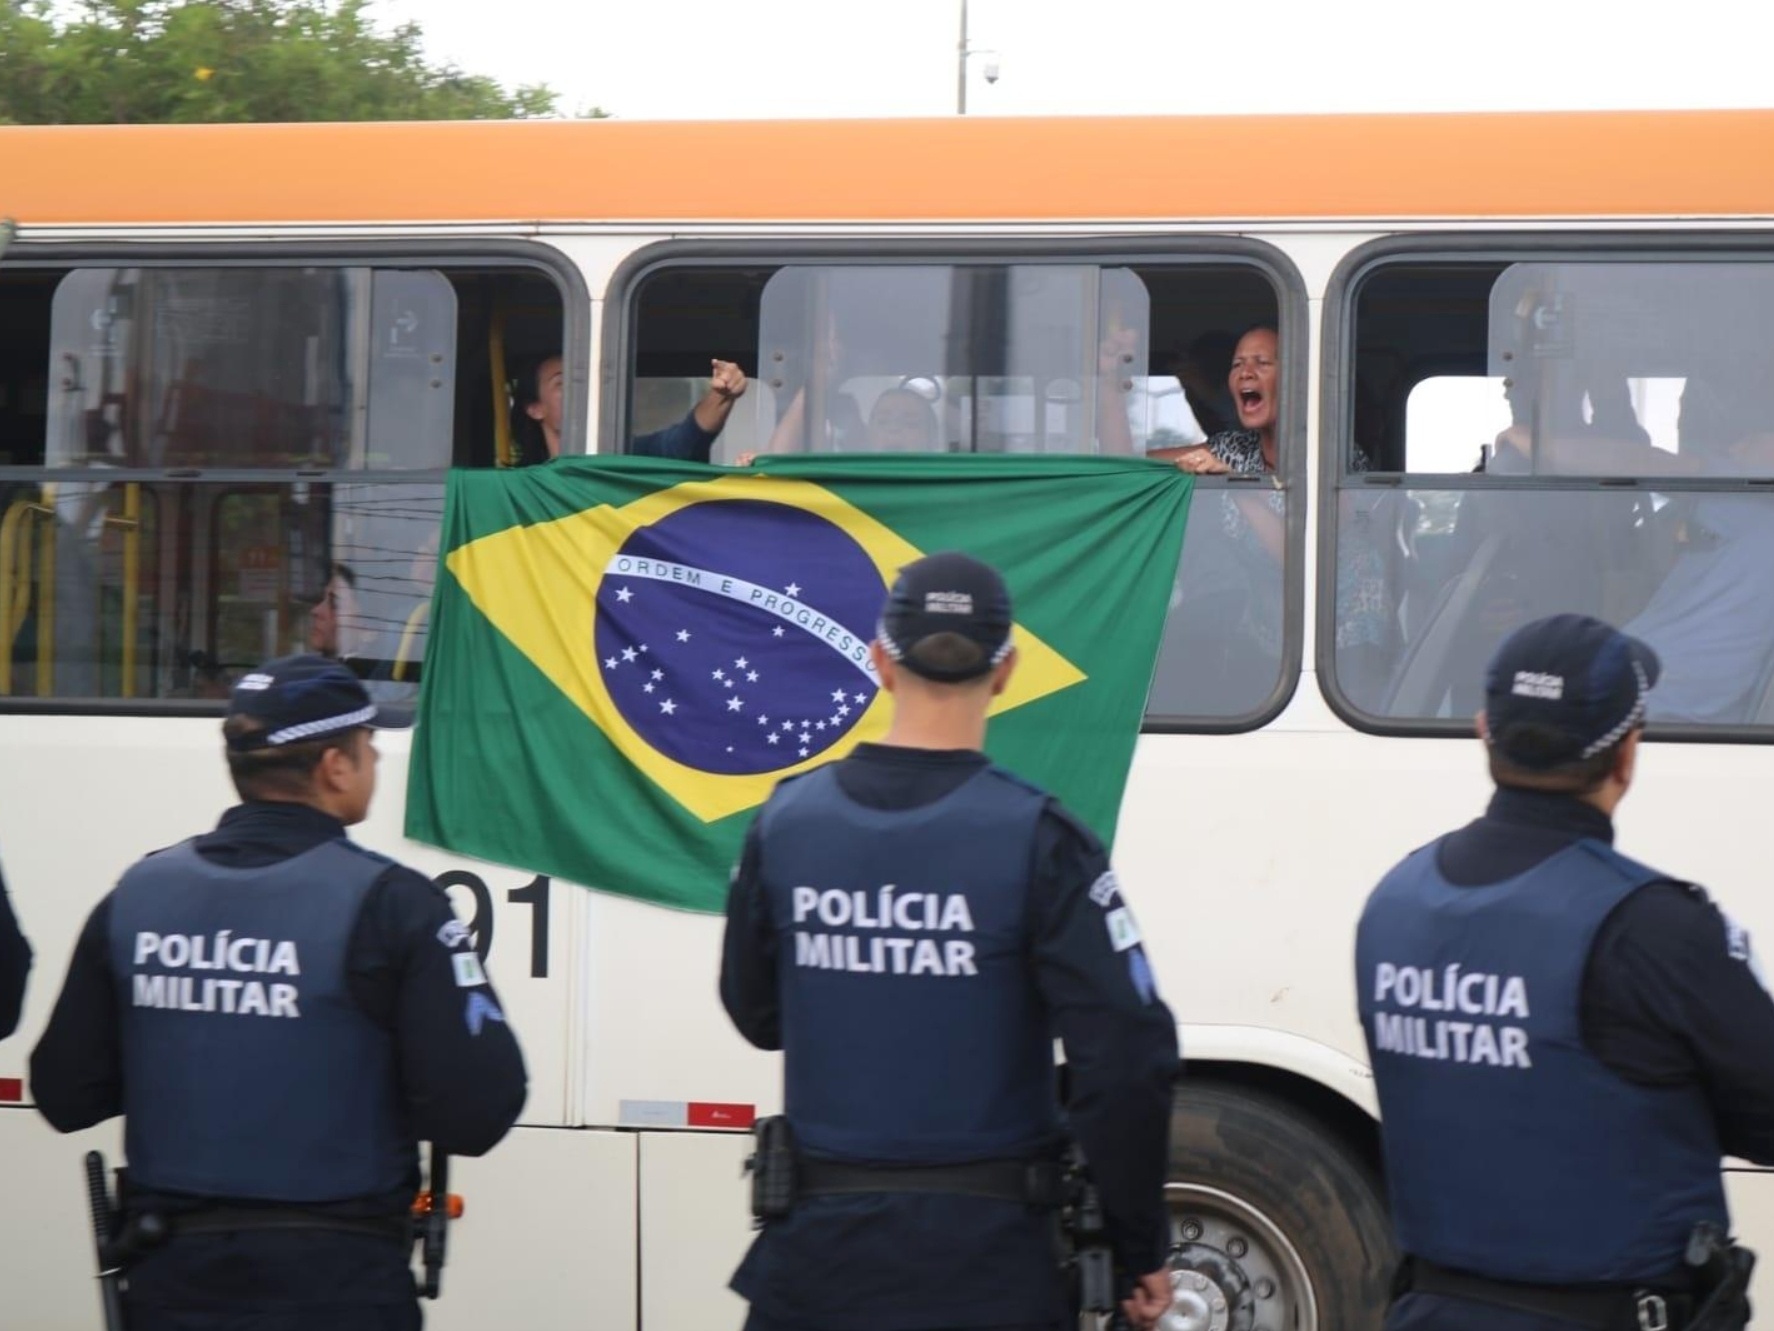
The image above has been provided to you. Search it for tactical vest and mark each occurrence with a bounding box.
[754,763,1057,1162]
[107,840,413,1202]
[1357,839,1726,1283]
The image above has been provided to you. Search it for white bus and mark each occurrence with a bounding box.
[3,108,1774,1329]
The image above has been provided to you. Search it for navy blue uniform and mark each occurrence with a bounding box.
[721,744,1180,1331]
[1361,789,1774,1331]
[30,802,528,1329]
[0,857,30,1039]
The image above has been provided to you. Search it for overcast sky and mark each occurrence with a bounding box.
[375,0,1773,121]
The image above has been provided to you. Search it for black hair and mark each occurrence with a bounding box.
[1487,723,1631,795]
[904,631,989,680]
[514,351,562,409]
[223,716,362,802]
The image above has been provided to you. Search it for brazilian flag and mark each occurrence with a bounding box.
[406,455,1192,912]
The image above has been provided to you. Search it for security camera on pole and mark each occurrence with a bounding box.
[955,0,1000,114]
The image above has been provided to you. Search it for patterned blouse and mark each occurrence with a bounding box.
[1201,431,1390,655]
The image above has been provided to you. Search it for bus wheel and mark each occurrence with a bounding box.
[1160,1081,1393,1331]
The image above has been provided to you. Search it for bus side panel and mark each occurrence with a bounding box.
[1725,1169,1773,1315]
[430,1126,637,1331]
[638,1129,753,1330]
[0,1111,123,1330]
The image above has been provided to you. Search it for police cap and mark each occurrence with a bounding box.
[877,551,1013,683]
[1483,614,1661,769]
[224,654,413,752]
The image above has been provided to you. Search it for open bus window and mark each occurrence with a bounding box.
[1,261,561,705]
[626,257,1286,722]
[1336,257,1774,728]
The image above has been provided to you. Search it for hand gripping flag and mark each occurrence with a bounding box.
[406,454,1192,912]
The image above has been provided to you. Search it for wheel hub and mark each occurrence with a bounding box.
[1163,1183,1316,1331]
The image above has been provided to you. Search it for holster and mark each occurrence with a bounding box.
[1684,1223,1755,1331]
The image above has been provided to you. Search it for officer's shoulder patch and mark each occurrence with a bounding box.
[1087,870,1121,908]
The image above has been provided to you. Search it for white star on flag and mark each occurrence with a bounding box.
[643,683,655,694]
[615,587,633,602]
[786,582,801,597]
[621,647,638,663]
[837,704,850,717]
[830,688,847,702]
[676,629,691,643]
[853,693,867,705]
[735,657,749,669]
[767,733,780,745]
[713,669,726,681]
[747,670,760,683]
[798,746,810,757]
[660,699,677,715]
[604,656,617,670]
[651,669,663,681]
[727,697,744,713]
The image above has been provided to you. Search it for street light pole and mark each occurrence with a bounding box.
[956,0,969,115]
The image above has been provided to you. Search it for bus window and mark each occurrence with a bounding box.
[624,257,1288,723]
[1332,255,1774,728]
[1,260,562,704]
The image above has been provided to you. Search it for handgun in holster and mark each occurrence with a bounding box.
[1059,1143,1134,1330]
[1680,1221,1755,1331]
[745,1115,797,1225]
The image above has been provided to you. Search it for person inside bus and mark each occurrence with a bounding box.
[1488,379,1774,723]
[307,562,418,705]
[739,380,941,463]
[1143,325,1392,692]
[512,353,748,464]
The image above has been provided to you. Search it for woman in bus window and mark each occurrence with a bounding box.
[1154,324,1393,680]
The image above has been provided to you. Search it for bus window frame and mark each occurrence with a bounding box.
[1317,229,1774,746]
[602,236,1310,736]
[0,237,586,718]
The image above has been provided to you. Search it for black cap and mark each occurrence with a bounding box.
[877,551,1014,682]
[224,654,413,752]
[1483,614,1660,770]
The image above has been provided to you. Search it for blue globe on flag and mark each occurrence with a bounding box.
[593,499,886,777]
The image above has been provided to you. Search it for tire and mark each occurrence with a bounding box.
[1161,1081,1394,1331]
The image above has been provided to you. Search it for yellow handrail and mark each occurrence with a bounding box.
[490,307,513,468]
[0,497,45,694]
[36,484,55,696]
[393,602,430,682]
[102,483,142,698]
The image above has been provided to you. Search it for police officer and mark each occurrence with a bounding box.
[1356,614,1774,1331]
[30,655,528,1330]
[0,854,30,1039]
[720,552,1181,1331]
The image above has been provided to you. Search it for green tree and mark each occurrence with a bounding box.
[0,0,603,124]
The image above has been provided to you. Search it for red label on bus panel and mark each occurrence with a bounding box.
[0,1078,22,1103]
[687,1101,755,1130]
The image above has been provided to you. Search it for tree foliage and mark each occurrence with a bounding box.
[0,0,601,124]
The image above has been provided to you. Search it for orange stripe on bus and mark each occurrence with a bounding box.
[0,111,1771,226]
